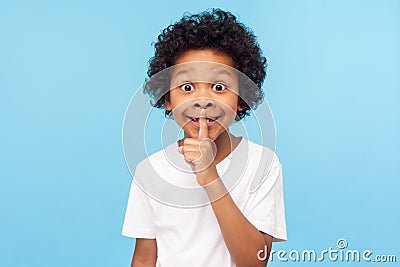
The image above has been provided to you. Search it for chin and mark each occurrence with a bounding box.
[207,130,225,141]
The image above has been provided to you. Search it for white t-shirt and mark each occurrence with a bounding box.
[122,137,287,267]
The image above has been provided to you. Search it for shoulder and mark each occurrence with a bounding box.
[244,138,281,168]
[240,139,283,193]
[135,142,178,175]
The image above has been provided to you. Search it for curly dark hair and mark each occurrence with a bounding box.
[144,8,267,120]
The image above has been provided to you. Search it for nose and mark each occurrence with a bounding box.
[192,98,215,109]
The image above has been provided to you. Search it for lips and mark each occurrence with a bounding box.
[185,115,220,128]
[189,117,216,122]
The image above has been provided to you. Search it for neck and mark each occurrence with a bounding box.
[213,130,241,164]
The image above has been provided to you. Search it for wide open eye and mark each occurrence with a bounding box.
[180,83,194,92]
[212,83,226,91]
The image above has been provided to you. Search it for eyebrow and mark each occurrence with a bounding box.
[213,69,234,77]
[172,68,234,78]
[172,69,192,78]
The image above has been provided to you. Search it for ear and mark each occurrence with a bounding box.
[165,94,172,110]
[237,96,245,111]
[237,100,244,111]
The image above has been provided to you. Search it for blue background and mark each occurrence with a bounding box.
[1,0,399,266]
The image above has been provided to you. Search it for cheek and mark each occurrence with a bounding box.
[169,97,192,128]
[222,96,239,118]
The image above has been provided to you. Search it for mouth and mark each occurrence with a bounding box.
[187,116,218,122]
[185,115,221,128]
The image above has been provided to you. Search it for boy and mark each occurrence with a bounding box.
[122,9,287,267]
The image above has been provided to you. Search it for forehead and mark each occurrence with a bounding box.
[174,49,235,66]
[170,50,239,89]
[171,62,237,82]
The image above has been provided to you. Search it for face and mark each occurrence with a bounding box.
[165,49,242,140]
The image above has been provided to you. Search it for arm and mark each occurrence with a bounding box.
[130,238,157,267]
[205,178,272,267]
[179,116,272,266]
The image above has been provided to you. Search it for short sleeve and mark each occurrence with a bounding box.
[245,154,287,242]
[122,177,156,238]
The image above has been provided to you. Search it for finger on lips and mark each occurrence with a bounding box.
[198,109,209,140]
[178,109,210,156]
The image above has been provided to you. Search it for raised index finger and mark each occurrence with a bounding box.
[198,109,209,140]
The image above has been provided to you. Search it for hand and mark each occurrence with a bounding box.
[178,109,219,186]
